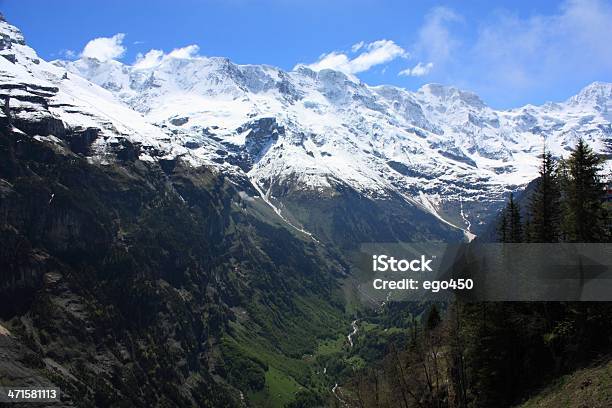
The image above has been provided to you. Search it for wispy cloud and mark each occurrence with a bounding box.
[399,0,612,105]
[299,39,408,75]
[78,32,201,67]
[351,41,365,53]
[81,33,126,61]
[133,45,201,69]
[399,62,434,77]
[58,49,77,59]
[414,7,462,66]
[133,49,164,68]
[167,44,200,59]
[470,0,612,90]
[395,7,461,79]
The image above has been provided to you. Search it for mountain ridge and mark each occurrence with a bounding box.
[57,51,611,235]
[1,15,611,238]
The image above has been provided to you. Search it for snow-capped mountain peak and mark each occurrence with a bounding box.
[55,44,611,235]
[2,13,610,237]
[417,83,487,109]
[0,15,184,165]
[568,81,612,113]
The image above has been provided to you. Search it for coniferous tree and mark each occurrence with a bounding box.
[508,193,523,243]
[562,138,608,242]
[425,304,441,331]
[497,209,508,243]
[523,216,532,243]
[529,150,561,242]
[497,193,523,243]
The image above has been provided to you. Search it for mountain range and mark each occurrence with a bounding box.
[2,14,610,242]
[1,13,611,406]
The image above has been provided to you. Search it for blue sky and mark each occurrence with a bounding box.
[3,0,612,108]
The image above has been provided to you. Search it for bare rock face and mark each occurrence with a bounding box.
[64,127,99,155]
[169,116,189,126]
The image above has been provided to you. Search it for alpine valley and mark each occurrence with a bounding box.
[0,12,611,407]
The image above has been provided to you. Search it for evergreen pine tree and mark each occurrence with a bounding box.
[425,304,441,331]
[508,193,523,243]
[523,216,532,243]
[562,138,608,242]
[528,149,561,242]
[497,193,523,243]
[497,209,508,243]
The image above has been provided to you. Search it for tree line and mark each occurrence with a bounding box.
[498,138,609,243]
[337,139,612,408]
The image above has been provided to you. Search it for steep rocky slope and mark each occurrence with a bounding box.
[0,108,351,406]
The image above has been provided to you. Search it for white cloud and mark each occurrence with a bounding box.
[132,45,201,69]
[351,41,365,53]
[167,44,200,59]
[133,49,164,69]
[399,61,434,77]
[306,52,350,72]
[81,33,126,61]
[301,39,408,75]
